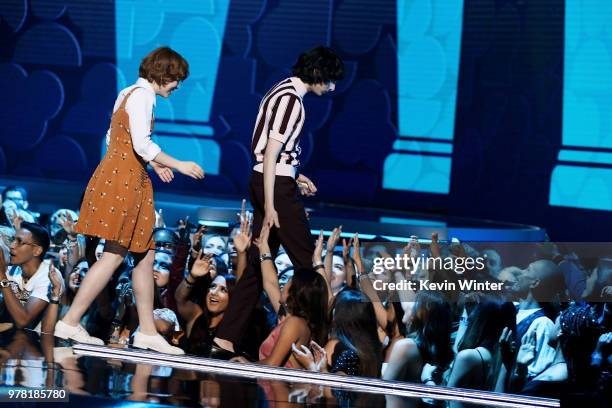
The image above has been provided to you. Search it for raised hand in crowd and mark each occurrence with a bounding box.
[498,327,516,372]
[351,233,363,276]
[430,232,441,258]
[57,211,76,236]
[233,211,253,254]
[517,330,537,367]
[176,216,192,241]
[190,225,207,253]
[9,208,24,231]
[342,236,356,287]
[255,223,283,316]
[190,250,214,278]
[313,230,324,266]
[233,205,252,280]
[254,223,271,255]
[155,208,165,228]
[324,226,342,285]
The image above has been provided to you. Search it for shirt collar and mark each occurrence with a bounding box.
[290,77,308,98]
[136,77,157,106]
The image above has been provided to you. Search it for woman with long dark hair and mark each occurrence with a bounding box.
[231,224,328,368]
[383,291,454,382]
[447,299,516,390]
[175,251,236,356]
[291,289,383,378]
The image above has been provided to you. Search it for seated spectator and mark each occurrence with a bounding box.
[517,315,569,399]
[0,186,35,227]
[241,224,328,368]
[447,299,516,390]
[511,260,561,379]
[175,251,236,357]
[383,291,454,383]
[0,222,63,331]
[293,289,383,377]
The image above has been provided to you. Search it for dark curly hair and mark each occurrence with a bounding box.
[139,46,189,86]
[292,46,344,85]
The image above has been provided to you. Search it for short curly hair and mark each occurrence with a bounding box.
[139,47,189,86]
[292,46,344,85]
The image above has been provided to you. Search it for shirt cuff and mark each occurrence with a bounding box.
[139,143,162,162]
[268,129,289,144]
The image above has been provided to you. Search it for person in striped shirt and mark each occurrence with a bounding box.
[212,46,344,357]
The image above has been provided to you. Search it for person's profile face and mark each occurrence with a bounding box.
[9,229,39,265]
[159,80,179,98]
[312,80,336,96]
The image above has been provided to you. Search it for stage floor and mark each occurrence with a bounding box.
[0,329,560,407]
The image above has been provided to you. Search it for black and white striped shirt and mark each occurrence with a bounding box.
[251,77,307,178]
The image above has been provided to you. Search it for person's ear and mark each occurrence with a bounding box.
[23,200,28,210]
[529,278,540,289]
[32,245,42,258]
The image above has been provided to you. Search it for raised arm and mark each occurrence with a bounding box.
[232,200,252,281]
[313,230,333,304]
[175,251,211,330]
[324,226,342,288]
[0,257,50,329]
[255,224,281,314]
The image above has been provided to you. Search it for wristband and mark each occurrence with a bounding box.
[313,264,325,271]
[313,262,324,269]
[259,253,273,263]
[184,276,196,286]
[49,298,60,304]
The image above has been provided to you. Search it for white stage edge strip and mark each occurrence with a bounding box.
[72,344,559,408]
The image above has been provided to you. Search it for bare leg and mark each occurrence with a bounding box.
[131,250,156,335]
[62,251,124,326]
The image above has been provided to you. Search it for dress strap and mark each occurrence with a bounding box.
[475,347,488,380]
[119,86,144,111]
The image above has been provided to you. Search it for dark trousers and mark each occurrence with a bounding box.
[215,171,314,345]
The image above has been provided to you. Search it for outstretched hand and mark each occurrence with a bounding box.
[313,230,324,264]
[177,161,205,180]
[254,223,271,254]
[233,208,253,254]
[57,211,76,235]
[190,250,214,278]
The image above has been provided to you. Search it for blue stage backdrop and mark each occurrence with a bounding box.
[1,0,611,241]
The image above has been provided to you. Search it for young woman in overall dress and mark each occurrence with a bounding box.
[54,47,204,354]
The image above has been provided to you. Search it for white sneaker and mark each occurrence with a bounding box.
[133,331,185,355]
[54,320,104,345]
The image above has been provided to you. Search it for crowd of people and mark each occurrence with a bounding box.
[0,184,610,405]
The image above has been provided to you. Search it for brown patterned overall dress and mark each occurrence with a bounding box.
[75,87,155,253]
